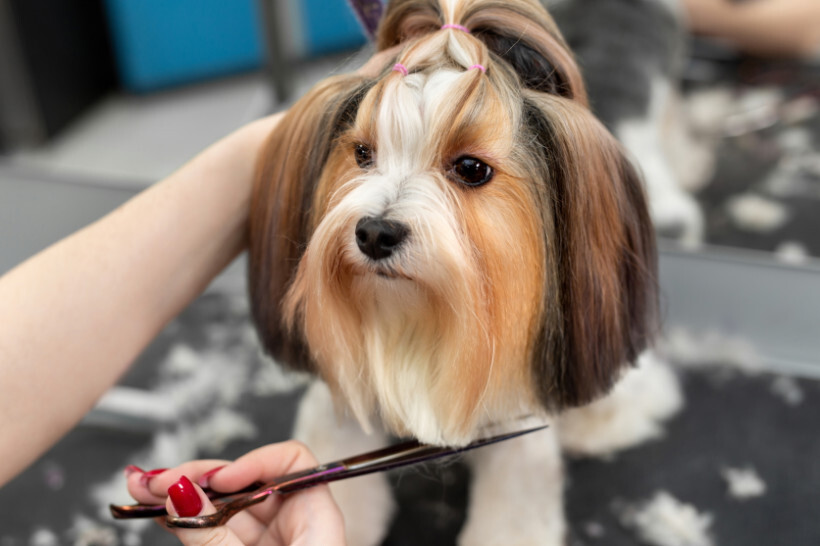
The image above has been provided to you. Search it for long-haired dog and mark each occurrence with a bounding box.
[249,0,680,543]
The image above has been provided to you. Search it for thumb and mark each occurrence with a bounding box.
[166,475,244,546]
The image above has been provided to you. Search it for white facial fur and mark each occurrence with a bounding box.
[287,68,525,445]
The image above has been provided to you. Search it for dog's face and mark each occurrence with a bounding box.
[250,0,657,445]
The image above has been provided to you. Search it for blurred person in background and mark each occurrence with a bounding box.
[684,0,820,58]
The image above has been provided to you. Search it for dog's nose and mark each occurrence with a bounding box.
[355,217,408,261]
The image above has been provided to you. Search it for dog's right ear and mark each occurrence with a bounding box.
[249,76,375,371]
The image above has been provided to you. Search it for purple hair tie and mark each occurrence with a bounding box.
[441,23,470,33]
[347,0,384,40]
[469,64,486,73]
[393,63,409,76]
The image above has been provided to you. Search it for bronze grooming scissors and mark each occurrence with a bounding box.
[110,424,547,528]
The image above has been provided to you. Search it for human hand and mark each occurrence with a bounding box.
[125,441,345,545]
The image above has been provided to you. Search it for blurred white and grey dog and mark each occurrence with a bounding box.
[249,0,683,543]
[550,0,706,244]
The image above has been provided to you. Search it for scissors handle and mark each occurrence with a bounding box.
[108,481,265,519]
[165,463,352,528]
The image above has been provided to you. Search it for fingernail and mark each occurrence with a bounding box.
[168,476,203,517]
[197,465,227,489]
[124,465,144,478]
[139,468,168,487]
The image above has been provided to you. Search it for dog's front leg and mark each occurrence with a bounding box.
[459,421,565,546]
[293,381,396,546]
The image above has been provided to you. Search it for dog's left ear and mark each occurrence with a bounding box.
[525,93,658,410]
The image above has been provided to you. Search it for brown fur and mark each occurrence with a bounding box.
[249,76,375,372]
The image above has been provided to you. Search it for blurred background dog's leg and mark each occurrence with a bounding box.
[549,0,710,246]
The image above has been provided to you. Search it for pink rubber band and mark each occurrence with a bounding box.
[441,23,470,33]
[469,64,486,73]
[392,63,408,76]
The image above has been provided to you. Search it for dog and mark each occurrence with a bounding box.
[547,0,707,245]
[249,0,681,543]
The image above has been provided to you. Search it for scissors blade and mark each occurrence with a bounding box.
[303,423,549,488]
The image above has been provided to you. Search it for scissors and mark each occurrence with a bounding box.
[110,424,547,528]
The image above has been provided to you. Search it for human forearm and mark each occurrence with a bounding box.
[684,0,820,58]
[0,113,282,486]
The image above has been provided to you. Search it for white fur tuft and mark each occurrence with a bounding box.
[722,466,767,500]
[558,351,683,456]
[725,193,790,233]
[618,491,714,546]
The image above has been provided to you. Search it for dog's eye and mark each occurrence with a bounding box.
[451,156,493,187]
[354,144,374,168]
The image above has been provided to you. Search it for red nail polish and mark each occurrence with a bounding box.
[168,476,203,517]
[124,465,144,477]
[197,465,226,489]
[139,468,168,487]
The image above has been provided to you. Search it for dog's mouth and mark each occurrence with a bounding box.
[351,259,413,281]
[372,264,413,281]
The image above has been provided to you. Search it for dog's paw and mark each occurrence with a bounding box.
[650,187,704,248]
[557,351,683,457]
[458,522,565,546]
